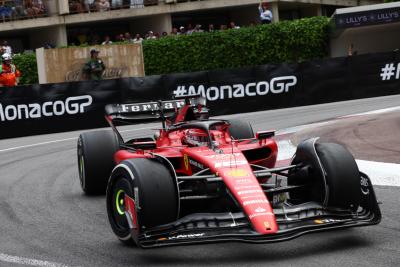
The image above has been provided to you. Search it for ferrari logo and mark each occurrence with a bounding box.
[264,221,271,230]
[184,154,189,171]
[227,169,249,178]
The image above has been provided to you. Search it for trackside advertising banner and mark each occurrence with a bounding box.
[1,51,400,139]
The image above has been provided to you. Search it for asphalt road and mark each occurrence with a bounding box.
[0,95,399,267]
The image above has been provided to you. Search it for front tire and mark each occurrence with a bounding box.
[106,158,179,245]
[289,139,361,210]
[77,130,119,195]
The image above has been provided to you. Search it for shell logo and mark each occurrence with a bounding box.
[226,169,249,178]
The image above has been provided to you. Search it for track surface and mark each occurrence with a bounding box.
[0,95,399,267]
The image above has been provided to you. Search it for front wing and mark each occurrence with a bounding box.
[132,175,381,248]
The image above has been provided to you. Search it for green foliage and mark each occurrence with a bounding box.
[13,17,331,84]
[13,53,38,85]
[143,16,331,75]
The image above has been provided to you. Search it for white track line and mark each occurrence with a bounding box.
[0,253,71,267]
[0,126,154,153]
[356,160,400,187]
[0,137,77,153]
[276,106,400,135]
[338,106,400,118]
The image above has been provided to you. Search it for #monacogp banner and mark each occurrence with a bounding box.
[1,51,399,139]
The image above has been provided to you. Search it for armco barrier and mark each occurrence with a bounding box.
[1,51,400,139]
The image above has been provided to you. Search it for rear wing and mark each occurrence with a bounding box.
[105,100,185,121]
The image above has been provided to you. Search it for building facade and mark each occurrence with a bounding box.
[0,0,381,53]
[330,1,400,57]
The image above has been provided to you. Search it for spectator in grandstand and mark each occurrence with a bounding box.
[171,27,178,35]
[70,0,85,13]
[186,24,194,34]
[13,0,26,18]
[112,0,122,9]
[229,21,240,29]
[208,24,215,32]
[34,0,45,14]
[83,48,105,80]
[25,0,46,18]
[0,1,13,21]
[130,0,144,9]
[43,42,55,49]
[2,41,12,55]
[96,0,110,12]
[124,32,133,42]
[84,0,95,12]
[219,25,227,31]
[0,53,21,87]
[132,34,143,43]
[193,24,203,33]
[115,33,125,42]
[101,35,113,45]
[162,32,168,37]
[259,1,273,24]
[178,26,185,35]
[146,31,156,40]
[77,30,88,45]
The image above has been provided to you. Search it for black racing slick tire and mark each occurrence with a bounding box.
[106,158,179,245]
[290,140,361,211]
[77,130,119,195]
[228,119,254,139]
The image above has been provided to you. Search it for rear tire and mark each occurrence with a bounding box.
[228,119,254,139]
[77,130,119,195]
[290,140,361,210]
[106,158,179,245]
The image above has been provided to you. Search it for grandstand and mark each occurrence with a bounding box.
[0,0,380,52]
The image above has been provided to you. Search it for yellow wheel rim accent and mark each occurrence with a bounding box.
[116,189,125,216]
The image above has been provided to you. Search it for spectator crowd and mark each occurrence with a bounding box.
[70,20,262,46]
[69,0,152,13]
[68,1,273,46]
[0,0,46,21]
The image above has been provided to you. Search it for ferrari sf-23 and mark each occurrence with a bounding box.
[77,97,381,248]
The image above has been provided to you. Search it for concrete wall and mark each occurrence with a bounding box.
[29,26,68,49]
[36,44,145,84]
[330,22,400,57]
[130,13,173,35]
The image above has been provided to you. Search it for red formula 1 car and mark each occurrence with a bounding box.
[77,97,381,248]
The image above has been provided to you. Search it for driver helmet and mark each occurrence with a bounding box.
[2,53,12,61]
[183,129,209,147]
